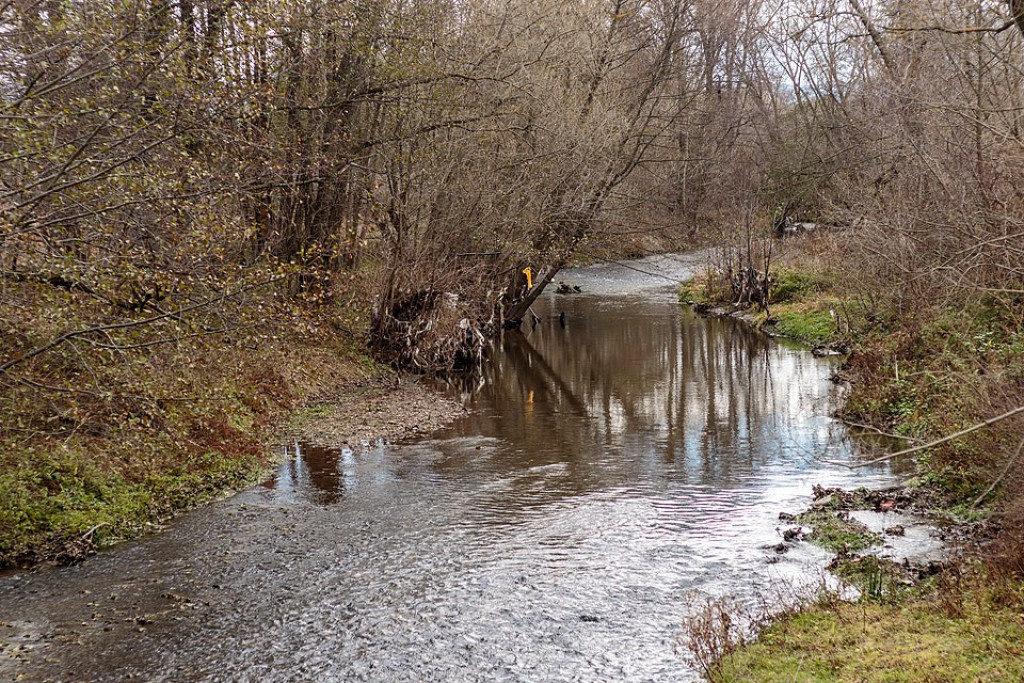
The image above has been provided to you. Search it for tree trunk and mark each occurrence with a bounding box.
[1010,0,1024,38]
[504,264,561,326]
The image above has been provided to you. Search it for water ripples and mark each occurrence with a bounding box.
[0,255,903,682]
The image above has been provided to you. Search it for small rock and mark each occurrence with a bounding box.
[885,525,905,537]
[778,512,795,522]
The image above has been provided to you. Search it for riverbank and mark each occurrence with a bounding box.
[679,242,1024,505]
[1,251,906,682]
[683,478,1024,681]
[678,237,1024,681]
[711,579,1024,682]
[0,288,464,568]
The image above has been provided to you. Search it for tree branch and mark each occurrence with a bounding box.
[835,405,1024,469]
[0,278,281,375]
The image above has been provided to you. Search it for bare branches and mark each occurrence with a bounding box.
[1010,0,1024,38]
[0,278,280,376]
[881,20,1019,37]
[848,0,895,73]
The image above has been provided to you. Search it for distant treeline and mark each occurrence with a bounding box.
[2,0,1023,369]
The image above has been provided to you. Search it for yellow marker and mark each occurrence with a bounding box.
[523,267,533,289]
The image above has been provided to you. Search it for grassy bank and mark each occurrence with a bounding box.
[679,249,1024,492]
[712,580,1024,682]
[0,324,381,567]
[0,270,458,568]
[679,238,1024,680]
[679,266,854,348]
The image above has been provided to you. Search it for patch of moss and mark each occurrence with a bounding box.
[794,510,882,553]
[769,268,835,304]
[769,305,840,346]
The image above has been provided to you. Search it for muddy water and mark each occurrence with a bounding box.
[1,254,903,682]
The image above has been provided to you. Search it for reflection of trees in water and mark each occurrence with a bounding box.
[267,443,348,504]
[450,299,845,494]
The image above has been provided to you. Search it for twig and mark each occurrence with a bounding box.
[882,19,1018,36]
[0,277,280,375]
[842,420,921,443]
[78,325,239,350]
[833,405,1024,469]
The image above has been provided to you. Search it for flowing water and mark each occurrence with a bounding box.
[1,254,911,682]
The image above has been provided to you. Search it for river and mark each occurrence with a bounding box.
[0,253,904,682]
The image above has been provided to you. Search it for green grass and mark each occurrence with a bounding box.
[770,268,836,304]
[0,442,266,565]
[0,324,378,567]
[765,304,842,346]
[678,272,721,304]
[763,268,854,347]
[715,593,1024,682]
[678,256,1024,683]
[829,555,914,603]
[287,403,336,427]
[679,267,852,347]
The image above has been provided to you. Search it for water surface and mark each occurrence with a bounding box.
[0,253,899,682]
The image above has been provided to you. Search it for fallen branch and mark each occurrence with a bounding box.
[834,405,1024,469]
[842,420,921,443]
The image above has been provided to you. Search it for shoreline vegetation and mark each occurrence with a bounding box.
[0,294,465,569]
[1,0,696,570]
[678,235,1024,682]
